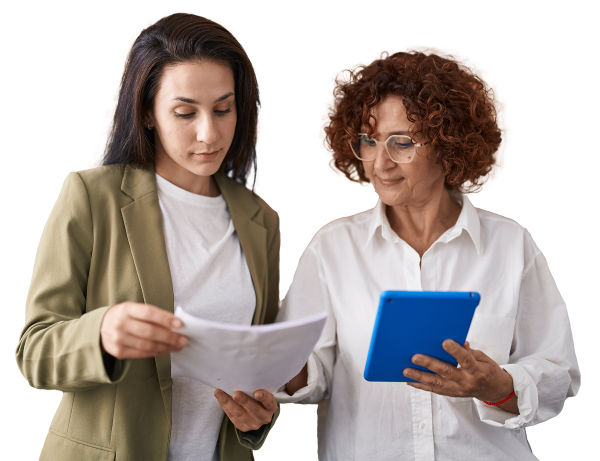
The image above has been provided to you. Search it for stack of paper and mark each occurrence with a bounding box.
[171,306,327,396]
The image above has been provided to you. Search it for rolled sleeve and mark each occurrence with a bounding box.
[478,236,579,430]
[274,238,337,406]
[274,353,321,403]
[476,364,538,428]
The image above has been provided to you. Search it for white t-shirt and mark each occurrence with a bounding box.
[156,174,256,461]
[275,195,579,461]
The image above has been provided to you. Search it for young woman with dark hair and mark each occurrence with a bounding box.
[17,13,279,461]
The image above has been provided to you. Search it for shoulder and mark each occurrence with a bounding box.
[307,207,373,251]
[73,164,126,196]
[475,207,540,261]
[218,174,279,227]
[476,207,526,234]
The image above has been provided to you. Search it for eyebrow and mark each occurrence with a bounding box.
[172,92,234,104]
[360,130,412,137]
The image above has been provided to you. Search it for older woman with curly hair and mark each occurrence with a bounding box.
[274,51,580,460]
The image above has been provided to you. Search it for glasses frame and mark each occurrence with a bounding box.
[348,133,429,164]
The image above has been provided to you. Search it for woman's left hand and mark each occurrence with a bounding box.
[403,340,518,413]
[214,389,277,432]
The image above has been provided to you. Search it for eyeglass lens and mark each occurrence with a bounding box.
[351,135,415,163]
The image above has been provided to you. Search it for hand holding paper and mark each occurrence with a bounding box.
[171,306,327,396]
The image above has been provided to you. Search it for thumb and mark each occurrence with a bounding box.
[469,347,491,362]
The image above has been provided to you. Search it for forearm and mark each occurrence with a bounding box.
[16,307,128,391]
[285,363,308,395]
[497,393,519,414]
[488,368,519,414]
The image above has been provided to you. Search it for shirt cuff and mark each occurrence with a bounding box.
[274,354,319,403]
[476,364,538,429]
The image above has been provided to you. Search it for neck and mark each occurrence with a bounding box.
[154,150,220,197]
[385,183,461,258]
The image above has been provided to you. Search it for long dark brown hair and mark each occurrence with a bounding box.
[102,13,260,185]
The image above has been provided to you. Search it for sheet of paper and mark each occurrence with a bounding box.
[171,306,327,396]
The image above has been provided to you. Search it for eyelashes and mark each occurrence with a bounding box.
[174,108,232,119]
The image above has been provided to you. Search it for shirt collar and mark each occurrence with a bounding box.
[363,193,481,254]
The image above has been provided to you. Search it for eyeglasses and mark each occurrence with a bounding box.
[348,133,428,164]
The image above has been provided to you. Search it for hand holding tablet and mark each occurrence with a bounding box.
[364,291,518,411]
[364,291,480,382]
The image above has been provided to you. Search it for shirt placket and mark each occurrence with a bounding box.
[403,244,435,461]
[411,387,435,461]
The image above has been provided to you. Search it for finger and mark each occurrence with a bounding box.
[117,332,183,355]
[254,390,278,413]
[105,344,167,360]
[465,343,492,362]
[443,340,478,373]
[403,368,459,396]
[406,381,473,399]
[214,390,264,431]
[126,303,183,329]
[411,354,459,381]
[219,391,270,432]
[232,391,273,428]
[123,318,187,349]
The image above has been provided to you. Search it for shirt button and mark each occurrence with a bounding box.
[419,422,426,430]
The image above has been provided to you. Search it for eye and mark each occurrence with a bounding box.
[361,138,376,147]
[175,109,231,118]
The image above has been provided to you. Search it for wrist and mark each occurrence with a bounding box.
[480,369,514,404]
[285,363,308,396]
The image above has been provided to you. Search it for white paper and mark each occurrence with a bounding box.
[171,306,327,396]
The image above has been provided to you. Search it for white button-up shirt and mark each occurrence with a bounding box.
[274,195,580,461]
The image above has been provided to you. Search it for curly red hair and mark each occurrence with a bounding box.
[325,51,502,192]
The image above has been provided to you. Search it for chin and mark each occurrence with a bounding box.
[376,189,408,208]
[186,162,222,178]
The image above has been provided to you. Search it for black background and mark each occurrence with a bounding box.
[16,7,583,460]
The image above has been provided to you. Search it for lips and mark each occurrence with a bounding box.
[377,177,404,186]
[193,150,219,158]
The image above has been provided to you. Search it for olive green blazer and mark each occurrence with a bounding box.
[16,165,281,461]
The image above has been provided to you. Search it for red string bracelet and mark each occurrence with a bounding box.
[483,391,515,406]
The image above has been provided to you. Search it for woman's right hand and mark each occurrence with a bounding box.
[100,302,187,359]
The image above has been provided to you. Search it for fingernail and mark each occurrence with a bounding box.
[215,391,223,399]
[178,336,187,346]
[172,319,182,329]
[256,392,264,399]
[403,369,412,377]
[233,394,241,402]
[412,356,422,364]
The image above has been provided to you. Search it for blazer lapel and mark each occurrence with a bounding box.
[120,165,174,423]
[117,169,267,427]
[214,174,268,326]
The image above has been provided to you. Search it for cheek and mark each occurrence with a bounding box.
[223,114,237,144]
[363,162,374,180]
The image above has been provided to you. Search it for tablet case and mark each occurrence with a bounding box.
[364,291,480,382]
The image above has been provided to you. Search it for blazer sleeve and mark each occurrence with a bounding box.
[15,172,129,392]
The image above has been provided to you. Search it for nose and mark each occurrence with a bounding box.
[195,114,220,146]
[372,142,395,173]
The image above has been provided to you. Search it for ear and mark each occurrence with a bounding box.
[144,110,156,130]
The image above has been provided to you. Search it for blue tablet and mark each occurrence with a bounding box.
[364,291,480,382]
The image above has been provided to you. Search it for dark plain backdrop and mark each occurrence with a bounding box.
[15,7,583,461]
